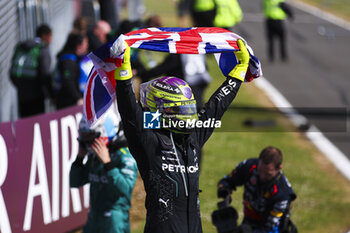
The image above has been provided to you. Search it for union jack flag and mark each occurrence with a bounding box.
[85,27,262,126]
[125,27,240,54]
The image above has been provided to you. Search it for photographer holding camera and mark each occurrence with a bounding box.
[217,146,297,233]
[70,106,138,233]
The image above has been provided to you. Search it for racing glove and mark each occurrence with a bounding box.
[114,42,133,81]
[217,184,231,199]
[228,39,250,82]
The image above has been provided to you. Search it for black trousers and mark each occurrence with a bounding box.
[19,100,45,118]
[265,19,287,61]
[191,9,216,27]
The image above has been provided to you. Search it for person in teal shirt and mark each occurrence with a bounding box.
[70,106,138,233]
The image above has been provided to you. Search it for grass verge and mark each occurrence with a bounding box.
[295,0,350,21]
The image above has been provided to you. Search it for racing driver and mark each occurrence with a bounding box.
[113,39,250,233]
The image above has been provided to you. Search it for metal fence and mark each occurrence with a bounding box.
[0,0,19,100]
[0,0,76,122]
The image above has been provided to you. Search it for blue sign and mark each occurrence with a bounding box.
[143,110,161,129]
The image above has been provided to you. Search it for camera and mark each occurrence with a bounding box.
[78,131,101,148]
[212,196,239,233]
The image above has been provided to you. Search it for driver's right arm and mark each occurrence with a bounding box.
[114,43,145,161]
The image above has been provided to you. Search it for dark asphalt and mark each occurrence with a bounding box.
[237,0,350,159]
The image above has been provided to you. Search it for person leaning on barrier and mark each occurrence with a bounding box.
[217,146,297,233]
[10,24,53,117]
[112,38,250,233]
[70,107,138,233]
[87,20,112,52]
[54,33,89,109]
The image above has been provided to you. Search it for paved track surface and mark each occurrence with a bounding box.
[237,0,350,159]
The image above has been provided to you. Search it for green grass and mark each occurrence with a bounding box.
[144,0,179,27]
[198,56,350,233]
[131,0,350,232]
[298,0,350,21]
[201,132,350,233]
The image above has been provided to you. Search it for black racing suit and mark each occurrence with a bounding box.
[218,158,296,232]
[116,76,241,233]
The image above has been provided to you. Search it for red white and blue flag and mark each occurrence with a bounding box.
[84,27,262,126]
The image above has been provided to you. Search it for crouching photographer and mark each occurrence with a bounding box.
[70,106,138,233]
[213,146,297,233]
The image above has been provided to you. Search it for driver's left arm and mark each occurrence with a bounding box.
[196,39,249,147]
